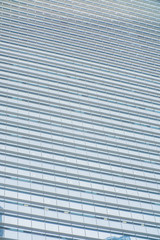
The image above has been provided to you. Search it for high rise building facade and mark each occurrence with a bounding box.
[0,0,160,239]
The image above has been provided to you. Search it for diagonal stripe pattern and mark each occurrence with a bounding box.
[0,0,160,239]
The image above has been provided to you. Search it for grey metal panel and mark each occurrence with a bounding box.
[0,0,160,239]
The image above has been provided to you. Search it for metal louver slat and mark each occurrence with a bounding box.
[0,0,160,239]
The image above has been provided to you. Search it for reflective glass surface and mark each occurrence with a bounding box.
[0,0,160,239]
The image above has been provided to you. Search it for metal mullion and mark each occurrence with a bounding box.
[4,0,160,24]
[2,19,160,56]
[1,41,160,86]
[1,71,160,110]
[1,162,159,194]
[1,0,160,239]
[1,158,159,191]
[2,80,160,115]
[1,119,160,164]
[1,13,160,50]
[1,9,160,43]
[1,63,160,104]
[1,8,160,54]
[2,97,159,137]
[1,104,158,149]
[2,5,159,42]
[1,64,160,108]
[1,124,160,162]
[1,189,159,218]
[1,135,160,172]
[1,34,160,87]
[1,108,160,150]
[2,9,159,42]
[1,49,160,93]
[1,93,160,138]
[70,0,160,11]
[2,172,159,205]
[1,150,159,182]
[1,143,159,175]
[48,0,160,15]
[1,83,160,125]
[1,98,160,139]
[1,79,160,118]
[2,210,158,240]
[1,209,159,237]
[1,195,159,227]
[0,183,159,212]
[8,4,160,34]
[1,117,159,155]
[0,222,100,240]
[4,8,160,53]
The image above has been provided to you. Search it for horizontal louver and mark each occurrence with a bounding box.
[0,0,160,239]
